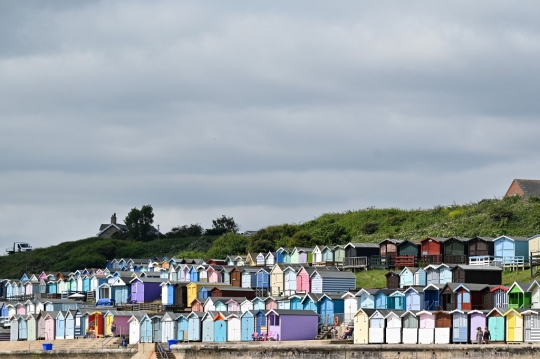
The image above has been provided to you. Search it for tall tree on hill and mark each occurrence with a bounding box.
[205,215,239,236]
[124,205,155,241]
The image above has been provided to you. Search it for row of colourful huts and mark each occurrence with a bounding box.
[7,306,540,344]
[1,262,506,309]
[6,308,320,343]
[104,235,539,276]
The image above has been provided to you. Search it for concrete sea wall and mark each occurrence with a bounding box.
[169,343,540,359]
[0,349,134,359]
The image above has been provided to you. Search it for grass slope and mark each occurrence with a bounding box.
[355,268,533,289]
[0,235,217,279]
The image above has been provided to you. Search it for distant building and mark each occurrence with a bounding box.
[97,213,161,238]
[242,231,258,236]
[505,179,540,198]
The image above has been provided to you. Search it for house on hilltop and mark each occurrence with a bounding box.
[97,214,128,238]
[505,179,540,198]
[97,213,160,239]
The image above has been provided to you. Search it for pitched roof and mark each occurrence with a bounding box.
[505,179,540,198]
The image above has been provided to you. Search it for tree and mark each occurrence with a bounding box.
[289,230,314,247]
[206,232,248,259]
[124,205,155,241]
[166,223,204,238]
[205,215,239,236]
[247,226,282,253]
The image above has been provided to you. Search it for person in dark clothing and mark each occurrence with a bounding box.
[483,327,491,344]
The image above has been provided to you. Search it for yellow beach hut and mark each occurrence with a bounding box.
[505,308,523,343]
[353,308,372,344]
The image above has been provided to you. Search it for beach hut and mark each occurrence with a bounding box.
[111,277,131,304]
[44,312,57,341]
[401,311,418,344]
[416,310,435,344]
[310,269,356,294]
[277,297,290,310]
[434,311,451,344]
[494,235,529,264]
[36,311,47,340]
[487,308,505,342]
[353,308,372,344]
[399,267,416,288]
[528,281,540,309]
[88,311,105,338]
[127,313,144,344]
[468,237,495,257]
[398,240,420,258]
[160,281,176,306]
[187,312,203,341]
[386,271,400,289]
[202,312,215,342]
[368,310,386,344]
[275,248,288,264]
[139,315,153,343]
[295,267,311,293]
[523,309,540,342]
[379,239,402,261]
[385,310,402,344]
[425,264,440,285]
[388,291,406,311]
[269,264,286,296]
[374,289,393,309]
[255,268,270,294]
[469,310,487,343]
[240,311,255,341]
[9,316,19,341]
[356,288,376,309]
[289,295,303,310]
[55,311,66,340]
[345,243,379,259]
[254,310,267,335]
[227,313,241,341]
[420,237,445,264]
[505,308,523,343]
[240,299,254,312]
[266,309,319,341]
[423,284,441,311]
[252,297,266,311]
[151,314,163,343]
[241,268,259,289]
[283,266,299,296]
[173,282,189,308]
[342,292,359,325]
[213,312,228,342]
[175,313,188,342]
[508,282,532,309]
[18,315,28,341]
[131,277,164,303]
[450,309,468,343]
[452,265,502,285]
[26,314,37,341]
[161,312,177,342]
[333,245,345,264]
[312,245,323,265]
[488,285,509,309]
[319,294,344,326]
[404,287,423,311]
[443,237,469,264]
[529,234,540,254]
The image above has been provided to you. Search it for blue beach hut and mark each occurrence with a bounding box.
[241,311,255,341]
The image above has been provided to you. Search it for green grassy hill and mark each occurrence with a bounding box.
[2,196,540,282]
[0,235,217,279]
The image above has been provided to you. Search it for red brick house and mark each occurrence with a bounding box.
[505,179,540,198]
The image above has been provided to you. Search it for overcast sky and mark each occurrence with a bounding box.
[1,1,540,251]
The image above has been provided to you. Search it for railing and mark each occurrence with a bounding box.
[469,256,502,266]
[420,254,443,265]
[312,261,338,267]
[394,255,416,267]
[492,256,525,270]
[342,256,368,269]
[443,254,468,264]
[369,256,389,269]
[319,313,345,326]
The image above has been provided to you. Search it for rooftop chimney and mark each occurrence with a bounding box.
[111,213,117,224]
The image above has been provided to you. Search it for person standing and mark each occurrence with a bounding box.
[476,327,483,344]
[483,327,491,344]
[110,322,117,337]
